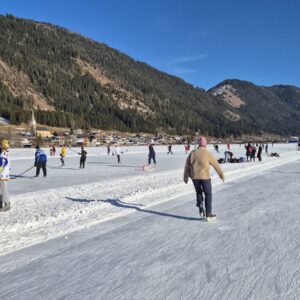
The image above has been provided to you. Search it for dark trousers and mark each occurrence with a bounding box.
[148,155,156,164]
[192,179,212,214]
[80,156,86,168]
[117,155,120,163]
[60,157,65,166]
[36,161,47,177]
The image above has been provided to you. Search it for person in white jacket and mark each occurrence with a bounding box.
[113,145,121,163]
[0,139,11,211]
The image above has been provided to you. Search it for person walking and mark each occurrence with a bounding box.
[184,144,190,154]
[52,145,56,156]
[250,145,256,162]
[0,140,11,211]
[148,143,156,165]
[214,144,219,153]
[60,145,67,166]
[79,146,87,168]
[245,143,252,162]
[184,137,225,221]
[107,144,111,155]
[113,145,121,163]
[34,145,47,177]
[167,144,173,155]
[265,143,269,155]
[50,145,56,156]
[257,145,263,161]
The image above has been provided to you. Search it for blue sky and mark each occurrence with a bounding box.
[1,0,300,89]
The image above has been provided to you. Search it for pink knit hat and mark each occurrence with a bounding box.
[198,136,207,147]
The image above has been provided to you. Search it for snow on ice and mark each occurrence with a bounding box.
[0,144,300,299]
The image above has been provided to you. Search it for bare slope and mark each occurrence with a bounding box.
[210,79,300,135]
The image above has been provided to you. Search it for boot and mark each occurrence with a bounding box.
[206,213,216,221]
[199,207,205,218]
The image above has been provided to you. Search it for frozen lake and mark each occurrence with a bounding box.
[1,143,300,299]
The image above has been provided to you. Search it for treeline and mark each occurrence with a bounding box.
[211,80,300,136]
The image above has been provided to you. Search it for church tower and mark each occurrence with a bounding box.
[30,110,37,135]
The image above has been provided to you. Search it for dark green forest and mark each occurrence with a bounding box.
[210,80,300,136]
[0,14,300,136]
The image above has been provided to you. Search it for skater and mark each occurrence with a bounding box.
[224,151,233,162]
[167,144,173,155]
[184,136,225,221]
[214,144,219,153]
[79,146,87,168]
[148,143,156,165]
[0,140,10,212]
[184,144,190,154]
[52,145,56,156]
[227,143,231,150]
[245,143,252,162]
[250,145,256,162]
[50,145,56,156]
[60,145,67,166]
[257,145,263,161]
[265,143,269,155]
[113,145,121,163]
[107,144,111,155]
[34,145,47,177]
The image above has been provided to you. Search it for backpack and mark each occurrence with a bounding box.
[218,158,225,164]
[0,157,8,173]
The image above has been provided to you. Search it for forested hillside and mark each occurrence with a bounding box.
[0,14,299,136]
[210,80,300,136]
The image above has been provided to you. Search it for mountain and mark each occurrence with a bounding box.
[209,79,300,136]
[0,14,299,137]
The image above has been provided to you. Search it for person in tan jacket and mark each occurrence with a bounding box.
[184,137,224,220]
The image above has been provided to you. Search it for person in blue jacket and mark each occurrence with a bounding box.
[0,139,11,211]
[34,145,47,177]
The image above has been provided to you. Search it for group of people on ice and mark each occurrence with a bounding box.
[211,142,275,164]
[0,136,282,219]
[106,144,123,163]
[33,144,88,178]
[0,140,90,212]
[244,143,263,162]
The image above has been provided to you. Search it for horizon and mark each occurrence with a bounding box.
[1,0,300,89]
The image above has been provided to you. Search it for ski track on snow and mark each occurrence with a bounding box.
[0,146,299,256]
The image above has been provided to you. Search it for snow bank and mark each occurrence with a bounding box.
[0,144,299,255]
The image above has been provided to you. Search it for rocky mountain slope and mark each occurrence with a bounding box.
[210,79,300,135]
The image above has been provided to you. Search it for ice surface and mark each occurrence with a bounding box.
[0,144,299,299]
